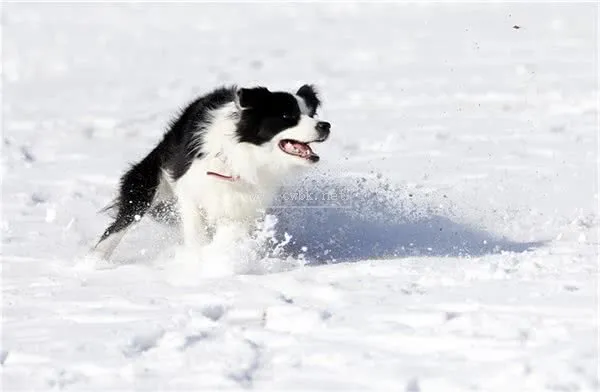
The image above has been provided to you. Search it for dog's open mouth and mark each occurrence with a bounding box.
[279,139,321,162]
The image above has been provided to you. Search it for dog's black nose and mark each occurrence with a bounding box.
[316,121,331,140]
[317,121,331,132]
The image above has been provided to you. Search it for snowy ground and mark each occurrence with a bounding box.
[2,3,598,391]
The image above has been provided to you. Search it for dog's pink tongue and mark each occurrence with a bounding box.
[284,141,312,157]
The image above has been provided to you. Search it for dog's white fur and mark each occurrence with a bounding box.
[170,99,320,250]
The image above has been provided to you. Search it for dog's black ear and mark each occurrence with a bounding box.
[296,84,320,115]
[236,87,270,109]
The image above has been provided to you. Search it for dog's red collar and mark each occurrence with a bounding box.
[206,171,239,181]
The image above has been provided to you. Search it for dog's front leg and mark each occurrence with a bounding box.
[177,196,209,251]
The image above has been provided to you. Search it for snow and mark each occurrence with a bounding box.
[1,3,598,391]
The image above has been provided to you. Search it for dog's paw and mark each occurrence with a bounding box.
[74,249,115,271]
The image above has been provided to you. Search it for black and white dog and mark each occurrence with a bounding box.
[93,85,330,259]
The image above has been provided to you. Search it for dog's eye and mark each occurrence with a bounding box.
[282,114,295,120]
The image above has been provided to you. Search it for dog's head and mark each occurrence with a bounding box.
[235,85,331,167]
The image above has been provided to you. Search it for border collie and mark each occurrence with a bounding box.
[93,85,331,260]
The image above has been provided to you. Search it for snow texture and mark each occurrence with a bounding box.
[2,3,598,391]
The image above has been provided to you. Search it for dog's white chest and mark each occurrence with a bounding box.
[175,158,273,226]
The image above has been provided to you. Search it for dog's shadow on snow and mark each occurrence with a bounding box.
[269,176,544,264]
